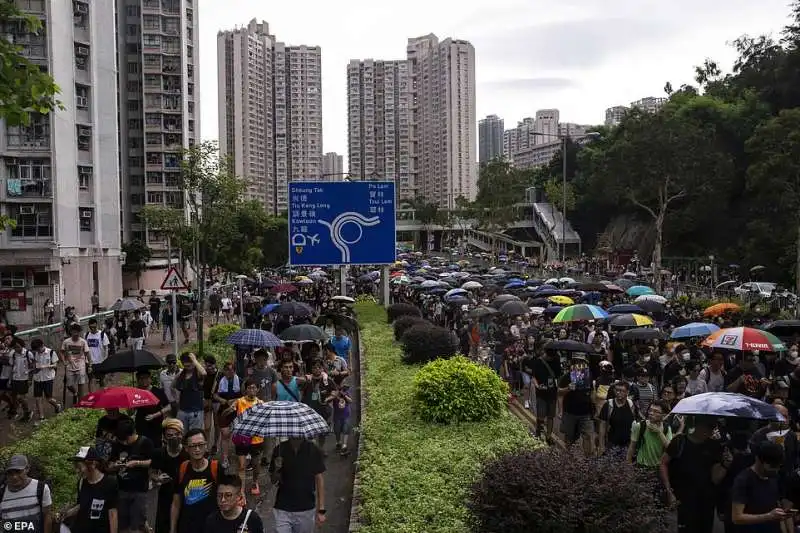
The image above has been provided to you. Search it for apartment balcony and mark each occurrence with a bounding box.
[6,178,51,200]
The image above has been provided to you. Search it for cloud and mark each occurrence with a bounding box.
[481,77,577,91]
[474,17,683,70]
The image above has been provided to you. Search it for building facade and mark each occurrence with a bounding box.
[631,96,667,114]
[478,114,504,164]
[0,0,123,324]
[604,105,628,127]
[322,152,344,180]
[218,20,321,214]
[117,0,200,264]
[407,34,477,208]
[533,109,559,143]
[346,59,412,199]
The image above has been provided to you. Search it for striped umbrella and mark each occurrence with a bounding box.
[702,327,785,352]
[552,304,609,323]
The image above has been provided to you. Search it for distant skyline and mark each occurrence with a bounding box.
[199,0,791,162]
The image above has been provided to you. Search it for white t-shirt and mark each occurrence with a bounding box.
[33,348,58,382]
[0,479,52,525]
[221,297,232,311]
[85,331,109,365]
[10,350,32,382]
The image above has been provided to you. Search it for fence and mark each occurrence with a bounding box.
[15,311,115,349]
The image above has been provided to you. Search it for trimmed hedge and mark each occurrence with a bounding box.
[354,301,534,533]
[0,408,101,508]
[393,315,429,341]
[181,340,235,366]
[207,323,241,344]
[386,303,422,323]
[413,356,508,424]
[400,324,458,364]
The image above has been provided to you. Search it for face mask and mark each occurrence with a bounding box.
[791,351,798,359]
[642,356,651,363]
[165,437,181,454]
[682,353,691,362]
[679,368,687,377]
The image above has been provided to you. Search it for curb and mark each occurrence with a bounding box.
[347,333,366,531]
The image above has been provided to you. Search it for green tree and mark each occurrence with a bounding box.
[121,240,152,289]
[542,178,576,213]
[401,196,442,252]
[474,158,531,231]
[261,217,289,267]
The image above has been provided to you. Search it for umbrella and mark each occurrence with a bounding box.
[110,298,146,312]
[226,329,283,348]
[613,278,636,289]
[703,302,742,317]
[617,328,665,342]
[446,296,471,306]
[461,281,483,290]
[702,327,786,352]
[635,299,665,314]
[559,277,576,284]
[270,283,298,293]
[331,296,355,304]
[260,303,280,315]
[76,386,159,409]
[543,305,563,316]
[671,392,785,422]
[671,322,720,339]
[609,313,654,328]
[576,282,610,292]
[499,300,530,316]
[490,294,521,308]
[444,288,467,298]
[763,320,800,338]
[274,301,314,317]
[504,281,525,290]
[231,400,330,439]
[279,324,328,342]
[548,295,574,306]
[626,285,654,297]
[544,339,593,352]
[468,306,498,319]
[91,349,164,374]
[607,304,644,315]
[420,280,440,288]
[552,304,609,323]
[634,294,667,305]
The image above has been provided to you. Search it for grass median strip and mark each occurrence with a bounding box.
[355,302,535,533]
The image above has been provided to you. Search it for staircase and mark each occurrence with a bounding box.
[531,203,581,261]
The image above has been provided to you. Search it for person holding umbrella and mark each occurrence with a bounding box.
[269,437,326,533]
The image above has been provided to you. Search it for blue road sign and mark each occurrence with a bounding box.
[288,181,396,266]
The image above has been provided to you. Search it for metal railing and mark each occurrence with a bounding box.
[15,311,115,348]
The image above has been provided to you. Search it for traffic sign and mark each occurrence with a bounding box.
[288,181,396,266]
[160,267,187,290]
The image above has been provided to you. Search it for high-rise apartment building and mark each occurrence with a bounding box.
[503,129,517,161]
[631,96,667,114]
[559,122,588,137]
[218,20,321,214]
[322,152,344,180]
[605,105,628,127]
[0,0,122,324]
[347,59,412,199]
[534,109,560,143]
[478,114,504,164]
[117,0,200,258]
[407,34,477,208]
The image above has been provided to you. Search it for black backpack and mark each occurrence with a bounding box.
[0,478,49,516]
[633,420,668,460]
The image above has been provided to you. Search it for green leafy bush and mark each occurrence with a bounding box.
[353,301,534,533]
[181,341,235,366]
[400,324,458,364]
[386,303,422,323]
[467,447,670,533]
[0,408,101,508]
[208,323,241,344]
[393,315,429,341]
[413,357,508,424]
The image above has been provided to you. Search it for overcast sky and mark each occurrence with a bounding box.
[198,0,792,160]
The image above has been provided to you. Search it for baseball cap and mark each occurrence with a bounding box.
[6,454,28,472]
[69,446,101,462]
[165,353,177,363]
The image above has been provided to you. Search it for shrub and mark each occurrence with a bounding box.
[400,324,458,364]
[393,315,429,341]
[467,447,671,533]
[386,303,422,323]
[208,323,241,344]
[413,356,508,424]
[353,301,534,533]
[181,341,235,366]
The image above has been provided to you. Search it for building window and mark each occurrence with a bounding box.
[7,114,50,149]
[128,156,143,168]
[127,62,139,74]
[74,43,89,70]
[79,208,93,231]
[77,125,91,151]
[10,204,52,239]
[126,43,140,55]
[73,1,89,28]
[78,165,91,189]
[127,119,142,130]
[126,23,139,36]
[75,84,89,109]
[127,100,140,112]
[0,270,26,289]
[146,172,162,184]
[146,191,163,204]
[7,158,51,197]
[126,5,139,16]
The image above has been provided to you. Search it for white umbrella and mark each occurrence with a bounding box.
[529,306,545,315]
[559,277,576,284]
[623,271,637,278]
[635,294,667,304]
[461,281,483,290]
[545,278,559,285]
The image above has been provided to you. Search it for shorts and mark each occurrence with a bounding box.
[519,371,532,387]
[11,380,28,395]
[560,413,594,445]
[333,417,350,436]
[66,371,88,387]
[33,380,54,398]
[118,491,147,531]
[0,379,8,391]
[536,396,557,420]
[235,441,263,457]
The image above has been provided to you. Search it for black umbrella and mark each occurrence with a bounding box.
[274,301,314,317]
[92,349,165,374]
[490,294,521,309]
[279,324,328,342]
[469,306,498,319]
[616,328,665,342]
[499,300,529,316]
[635,300,665,314]
[763,320,800,339]
[544,339,593,352]
[445,296,471,306]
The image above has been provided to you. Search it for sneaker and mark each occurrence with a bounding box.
[54,403,63,414]
[340,445,349,457]
[335,442,342,451]
[250,484,261,496]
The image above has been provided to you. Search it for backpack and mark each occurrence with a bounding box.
[633,420,668,459]
[605,397,636,419]
[0,478,48,517]
[178,459,219,485]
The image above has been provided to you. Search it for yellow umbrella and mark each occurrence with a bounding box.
[549,295,574,305]
[294,275,312,282]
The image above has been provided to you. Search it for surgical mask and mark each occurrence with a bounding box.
[790,351,798,359]
[642,356,651,363]
[682,353,691,362]
[165,437,182,454]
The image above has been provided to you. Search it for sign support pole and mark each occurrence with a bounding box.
[381,265,390,308]
[171,290,179,356]
[340,266,347,297]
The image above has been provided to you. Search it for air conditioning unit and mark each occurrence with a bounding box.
[19,206,35,215]
[78,126,91,137]
[81,210,93,218]
[76,96,87,108]
[74,2,88,14]
[75,46,89,56]
[10,279,25,288]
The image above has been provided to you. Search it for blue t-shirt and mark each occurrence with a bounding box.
[330,336,352,362]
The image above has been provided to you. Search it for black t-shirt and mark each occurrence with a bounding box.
[95,414,130,459]
[149,296,161,316]
[134,386,170,445]
[109,435,155,492]
[666,435,722,502]
[558,369,593,417]
[727,367,767,398]
[270,440,326,512]
[204,371,220,399]
[175,371,204,412]
[129,319,146,338]
[74,475,118,533]
[599,399,637,447]
[175,460,218,533]
[203,509,265,533]
[730,467,782,533]
[532,357,560,401]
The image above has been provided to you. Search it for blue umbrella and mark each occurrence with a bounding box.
[260,303,280,315]
[626,285,654,297]
[504,281,525,290]
[535,284,558,292]
[671,392,785,421]
[607,304,645,315]
[670,322,720,339]
[226,329,283,348]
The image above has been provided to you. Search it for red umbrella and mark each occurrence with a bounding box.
[76,386,159,409]
[270,283,298,293]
